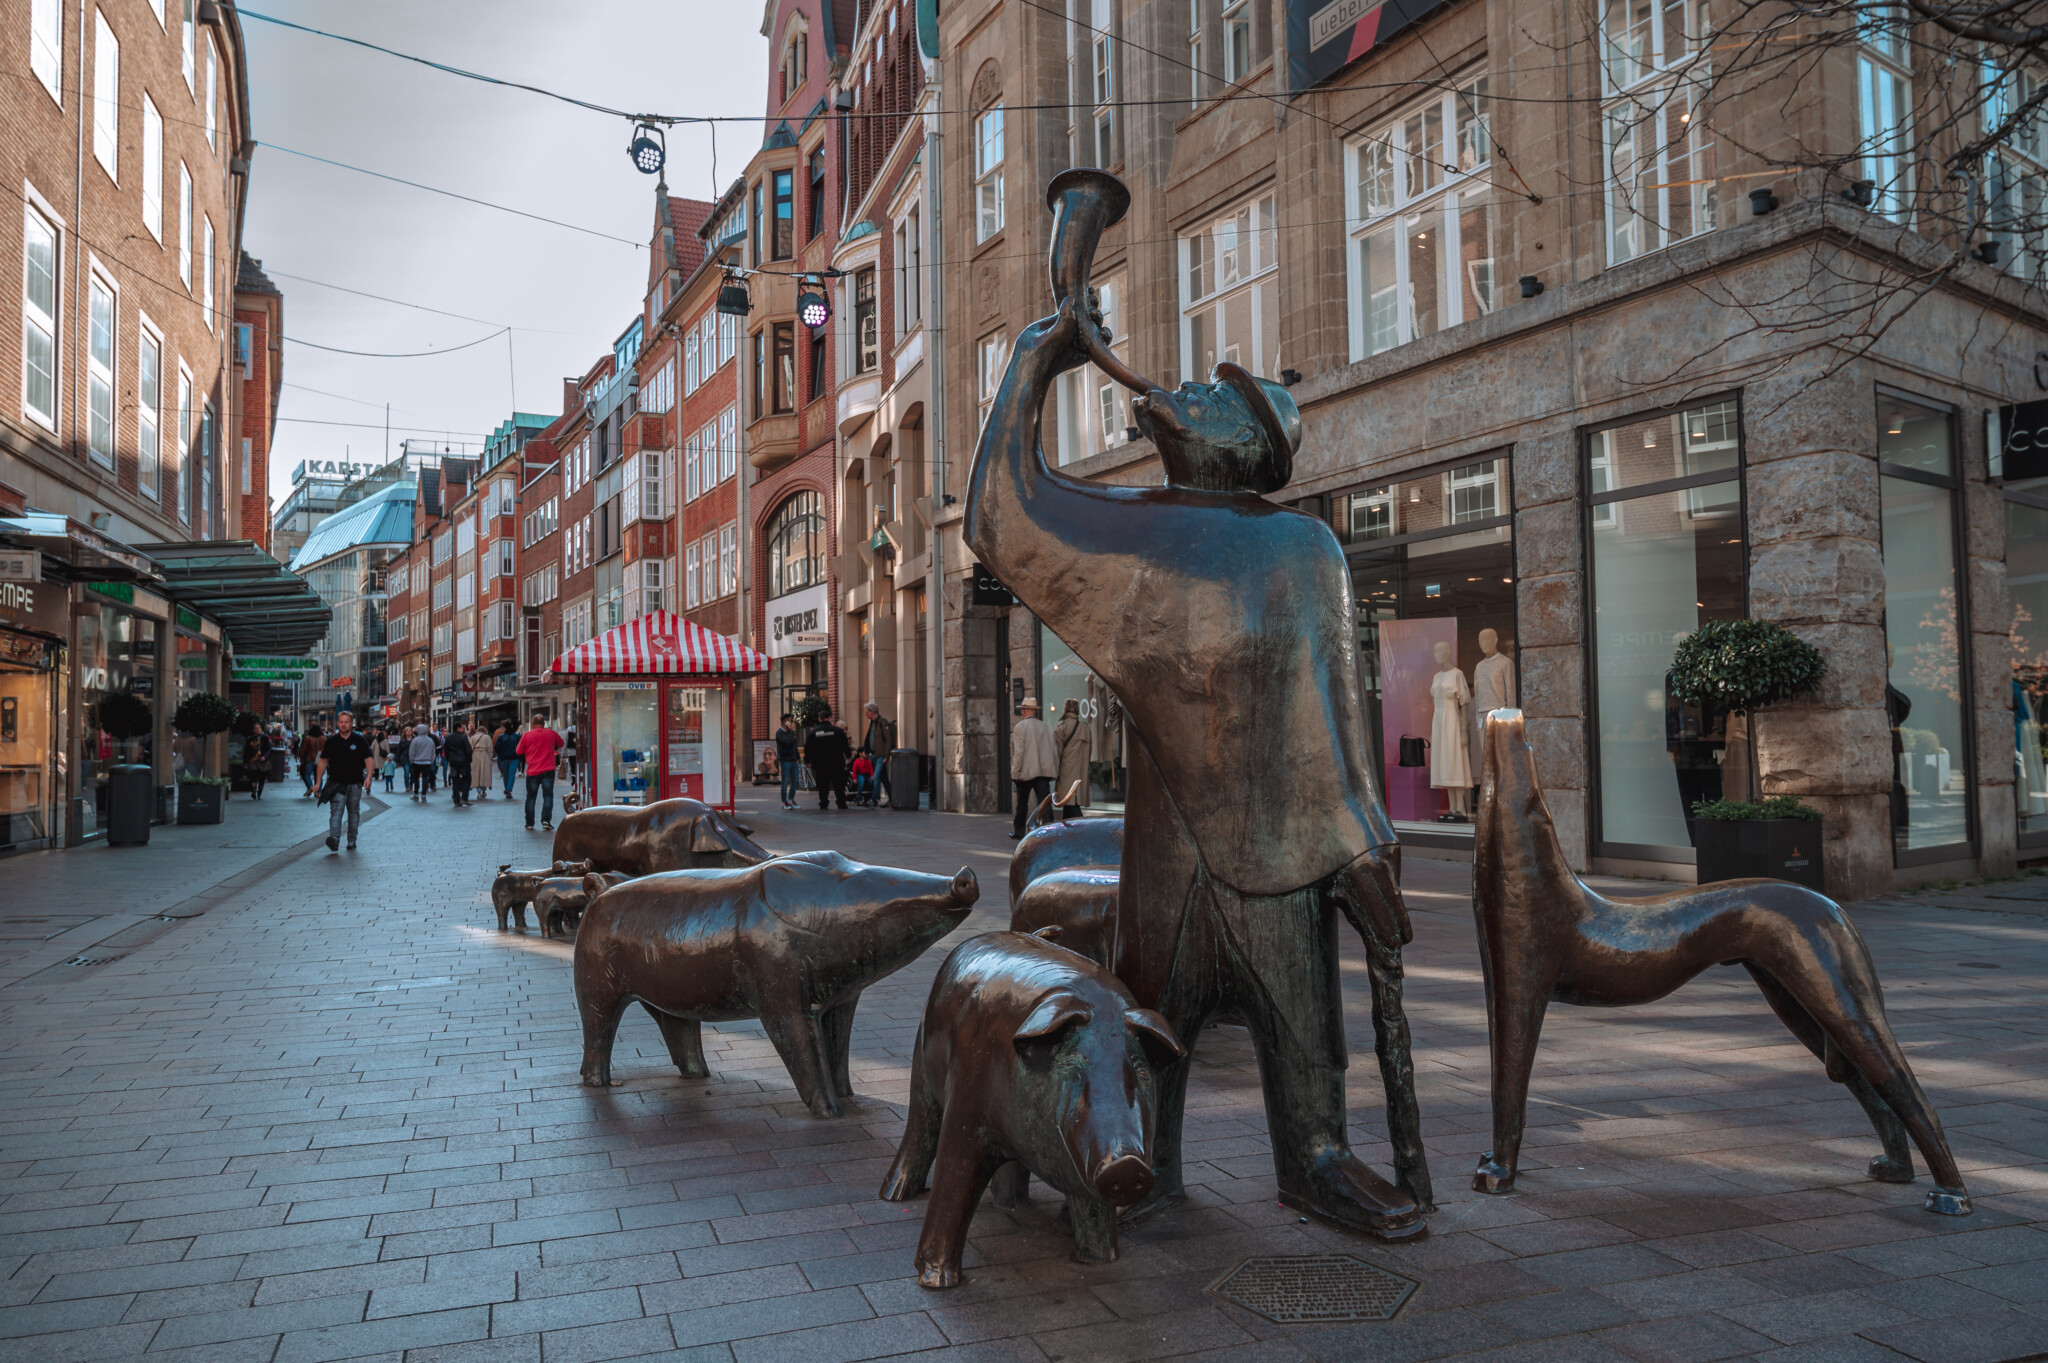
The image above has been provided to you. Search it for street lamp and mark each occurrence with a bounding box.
[797,285,832,330]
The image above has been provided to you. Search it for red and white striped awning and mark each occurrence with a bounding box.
[550,610,770,677]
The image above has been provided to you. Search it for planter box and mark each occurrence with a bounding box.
[1695,817,1825,893]
[176,784,226,825]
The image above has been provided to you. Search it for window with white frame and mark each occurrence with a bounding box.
[719,407,738,480]
[432,529,451,564]
[389,612,408,644]
[685,541,702,607]
[853,268,878,374]
[497,599,516,641]
[718,310,737,365]
[138,320,161,497]
[30,0,61,100]
[1602,0,1717,264]
[647,357,673,412]
[1188,0,1205,105]
[1345,75,1496,361]
[180,0,194,88]
[1068,0,1116,167]
[1056,273,1131,465]
[498,538,514,576]
[639,559,666,616]
[685,431,701,502]
[896,205,923,336]
[1447,460,1500,522]
[88,273,116,467]
[178,164,192,288]
[175,366,191,520]
[719,524,737,596]
[205,37,217,150]
[1984,62,2047,279]
[975,104,1005,242]
[202,218,215,328]
[1858,9,1914,223]
[684,330,701,393]
[700,532,722,597]
[241,437,250,494]
[977,332,1007,433]
[22,206,59,429]
[1181,192,1279,381]
[93,13,118,179]
[640,450,664,521]
[1188,0,1266,103]
[455,573,473,611]
[142,96,163,240]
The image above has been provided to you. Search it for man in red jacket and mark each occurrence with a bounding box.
[516,715,565,832]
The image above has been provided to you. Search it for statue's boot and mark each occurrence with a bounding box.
[1262,1044,1424,1239]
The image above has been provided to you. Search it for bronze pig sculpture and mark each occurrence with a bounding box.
[880,929,1184,1288]
[1008,812,1121,906]
[574,851,979,1115]
[492,860,594,932]
[1472,708,1971,1215]
[535,871,630,940]
[1008,870,1118,969]
[552,797,771,876]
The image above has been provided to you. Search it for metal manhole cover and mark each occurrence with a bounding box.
[1210,1254,1418,1324]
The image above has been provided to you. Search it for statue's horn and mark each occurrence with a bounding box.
[1045,169,1155,396]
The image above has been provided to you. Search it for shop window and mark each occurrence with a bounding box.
[1335,453,1516,839]
[1585,398,1747,860]
[1040,620,1127,809]
[1181,192,1280,381]
[2009,477,2048,846]
[1879,396,1971,860]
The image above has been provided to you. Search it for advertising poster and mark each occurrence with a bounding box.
[1287,0,1457,95]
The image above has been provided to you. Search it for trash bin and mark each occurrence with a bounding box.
[888,748,922,811]
[107,763,152,846]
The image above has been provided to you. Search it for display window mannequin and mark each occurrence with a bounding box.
[1429,640,1473,820]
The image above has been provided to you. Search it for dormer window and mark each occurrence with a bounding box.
[781,28,807,104]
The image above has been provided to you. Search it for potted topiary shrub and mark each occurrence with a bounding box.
[173,691,237,823]
[95,691,154,743]
[1667,619,1829,889]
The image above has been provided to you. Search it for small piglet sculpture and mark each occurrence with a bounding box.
[880,929,1184,1288]
[535,871,630,940]
[492,860,593,931]
[574,851,979,1115]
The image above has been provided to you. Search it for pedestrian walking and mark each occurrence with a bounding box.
[858,701,897,808]
[1009,697,1058,838]
[516,715,565,831]
[1054,698,1090,820]
[313,710,373,852]
[805,709,852,811]
[562,724,580,784]
[434,726,450,788]
[447,722,475,807]
[407,724,437,802]
[775,714,802,809]
[494,724,521,798]
[469,724,493,801]
[297,725,323,796]
[245,727,272,800]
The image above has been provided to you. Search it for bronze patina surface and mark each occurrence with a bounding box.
[965,168,1427,1233]
[491,860,593,932]
[535,871,629,940]
[1471,708,1972,1215]
[879,928,1184,1287]
[552,797,771,876]
[573,851,978,1116]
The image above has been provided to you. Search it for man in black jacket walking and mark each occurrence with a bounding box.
[804,710,852,811]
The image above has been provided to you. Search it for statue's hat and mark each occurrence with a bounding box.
[1211,362,1301,495]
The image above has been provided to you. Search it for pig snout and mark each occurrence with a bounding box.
[949,868,979,906]
[1092,1152,1153,1208]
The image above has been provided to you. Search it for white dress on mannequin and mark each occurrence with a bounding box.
[1430,668,1473,788]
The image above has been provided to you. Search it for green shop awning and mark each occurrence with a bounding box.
[133,540,331,656]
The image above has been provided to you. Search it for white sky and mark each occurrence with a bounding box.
[241,1,768,502]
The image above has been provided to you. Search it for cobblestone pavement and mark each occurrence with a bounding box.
[0,782,2044,1363]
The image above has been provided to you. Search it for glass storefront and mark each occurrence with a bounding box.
[1038,622,1127,810]
[1585,399,1747,860]
[594,681,658,805]
[76,601,157,836]
[2007,484,2048,846]
[0,628,60,850]
[1331,454,1515,837]
[1879,397,1972,859]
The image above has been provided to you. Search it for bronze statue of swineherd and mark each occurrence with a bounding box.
[965,168,1428,1236]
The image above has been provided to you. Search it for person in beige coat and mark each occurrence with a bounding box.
[1010,698,1058,838]
[1053,698,1091,819]
[469,724,494,801]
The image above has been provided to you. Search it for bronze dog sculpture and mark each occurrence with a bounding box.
[880,929,1183,1287]
[574,852,979,1115]
[492,860,593,932]
[1471,708,1971,1215]
[552,797,771,876]
[535,871,630,940]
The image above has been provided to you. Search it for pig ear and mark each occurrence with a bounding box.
[730,819,755,836]
[1014,996,1092,1048]
[1030,925,1062,941]
[691,820,732,854]
[583,873,607,896]
[1123,1009,1186,1067]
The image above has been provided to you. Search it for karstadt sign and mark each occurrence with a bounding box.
[290,459,372,484]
